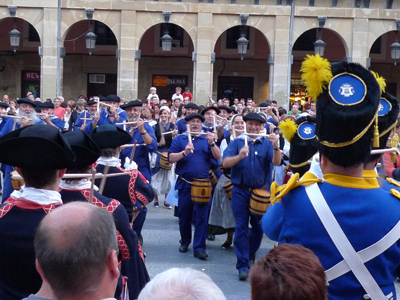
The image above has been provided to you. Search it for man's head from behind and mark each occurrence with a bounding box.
[35,202,119,299]
[250,244,327,300]
[138,267,226,300]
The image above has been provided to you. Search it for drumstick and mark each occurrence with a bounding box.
[213,114,218,142]
[371,147,400,156]
[244,132,270,138]
[88,168,96,204]
[96,99,100,111]
[186,124,194,153]
[12,119,16,131]
[186,131,208,136]
[120,143,146,149]
[123,120,126,131]
[116,121,149,125]
[161,130,174,135]
[130,141,138,164]
[98,165,110,195]
[243,122,248,156]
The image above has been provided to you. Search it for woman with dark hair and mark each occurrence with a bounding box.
[153,104,161,121]
[176,104,186,120]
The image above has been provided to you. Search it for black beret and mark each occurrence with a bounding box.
[243,112,266,123]
[185,113,205,122]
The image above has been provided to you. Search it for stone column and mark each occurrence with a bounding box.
[351,18,369,66]
[193,13,213,105]
[40,7,60,98]
[271,15,291,108]
[118,10,137,100]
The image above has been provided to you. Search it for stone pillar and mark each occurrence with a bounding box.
[271,15,291,108]
[351,18,369,66]
[40,7,60,98]
[118,10,137,100]
[193,13,214,105]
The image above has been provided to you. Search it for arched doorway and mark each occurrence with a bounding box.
[0,17,41,98]
[63,20,118,99]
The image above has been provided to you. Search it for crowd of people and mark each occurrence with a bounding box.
[1,54,400,300]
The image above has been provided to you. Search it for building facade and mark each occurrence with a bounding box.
[0,0,400,107]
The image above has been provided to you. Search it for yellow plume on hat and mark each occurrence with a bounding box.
[278,119,298,143]
[371,71,386,94]
[300,54,332,102]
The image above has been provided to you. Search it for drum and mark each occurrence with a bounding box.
[160,152,172,170]
[223,180,233,200]
[209,170,218,188]
[191,179,212,204]
[249,189,271,216]
[10,170,24,190]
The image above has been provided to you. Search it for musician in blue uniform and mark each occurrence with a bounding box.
[0,102,9,195]
[73,99,97,131]
[90,124,154,245]
[0,98,45,201]
[0,125,75,300]
[168,113,221,260]
[59,130,150,300]
[263,57,400,300]
[39,102,65,131]
[119,100,157,182]
[84,94,127,133]
[222,112,281,280]
[175,103,198,134]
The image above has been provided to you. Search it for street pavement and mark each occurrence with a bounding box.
[141,199,400,300]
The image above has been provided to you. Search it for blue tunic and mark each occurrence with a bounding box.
[223,135,274,189]
[175,118,187,134]
[119,123,157,183]
[262,174,400,300]
[84,108,127,134]
[73,111,93,131]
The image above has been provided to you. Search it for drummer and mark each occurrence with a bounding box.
[73,99,98,131]
[168,113,221,260]
[175,103,199,134]
[151,106,175,208]
[39,102,65,131]
[222,112,281,281]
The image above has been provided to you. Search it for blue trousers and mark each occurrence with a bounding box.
[132,206,147,237]
[178,187,210,252]
[231,185,263,271]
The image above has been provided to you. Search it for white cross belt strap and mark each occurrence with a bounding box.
[305,183,386,300]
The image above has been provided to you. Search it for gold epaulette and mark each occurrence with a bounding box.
[390,189,400,200]
[386,177,400,189]
[270,172,323,204]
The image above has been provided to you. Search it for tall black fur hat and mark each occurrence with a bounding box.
[301,56,380,167]
[289,116,318,176]
[368,91,399,162]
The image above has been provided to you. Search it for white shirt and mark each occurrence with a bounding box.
[10,186,63,205]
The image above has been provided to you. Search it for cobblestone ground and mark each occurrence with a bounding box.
[142,199,400,300]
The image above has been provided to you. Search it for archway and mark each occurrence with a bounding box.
[0,17,41,98]
[212,25,270,104]
[138,23,195,100]
[63,20,118,99]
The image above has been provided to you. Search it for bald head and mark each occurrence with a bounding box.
[35,202,118,298]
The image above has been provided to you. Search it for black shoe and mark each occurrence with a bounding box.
[207,234,215,241]
[194,250,208,260]
[238,269,249,281]
[179,244,189,253]
[221,241,232,250]
[249,254,256,265]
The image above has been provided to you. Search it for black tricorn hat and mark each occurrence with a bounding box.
[289,116,318,176]
[243,112,266,123]
[201,106,220,115]
[62,131,101,169]
[39,102,54,109]
[185,113,205,122]
[0,125,75,169]
[120,100,142,110]
[17,98,38,107]
[368,92,399,162]
[312,61,380,167]
[90,124,132,149]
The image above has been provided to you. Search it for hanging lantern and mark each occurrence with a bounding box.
[85,31,97,55]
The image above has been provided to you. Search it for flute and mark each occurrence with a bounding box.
[94,100,113,108]
[161,130,174,135]
[244,132,270,138]
[116,121,149,125]
[120,143,146,149]
[1,115,32,121]
[186,131,208,136]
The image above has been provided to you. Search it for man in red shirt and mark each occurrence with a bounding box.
[53,97,66,119]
